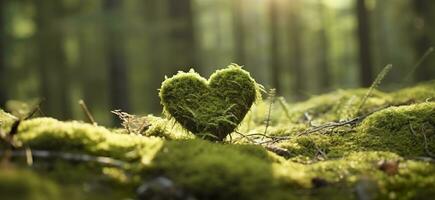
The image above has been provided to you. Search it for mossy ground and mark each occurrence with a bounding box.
[0,81,434,200]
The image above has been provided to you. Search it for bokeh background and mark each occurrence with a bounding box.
[0,0,434,125]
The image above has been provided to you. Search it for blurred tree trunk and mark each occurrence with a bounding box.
[317,0,331,91]
[413,0,435,81]
[104,0,130,123]
[288,1,304,100]
[232,0,245,65]
[356,0,373,87]
[269,0,282,93]
[143,0,170,113]
[168,0,196,70]
[35,1,72,119]
[0,0,6,107]
[374,0,390,67]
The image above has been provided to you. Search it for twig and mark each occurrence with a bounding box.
[233,131,291,156]
[79,100,97,125]
[297,116,362,136]
[264,145,291,157]
[0,149,127,168]
[233,131,257,144]
[111,110,150,134]
[314,144,328,160]
[24,104,41,120]
[25,147,33,166]
[138,120,151,135]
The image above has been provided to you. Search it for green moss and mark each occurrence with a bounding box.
[0,168,61,200]
[143,115,194,140]
[1,80,434,200]
[0,108,17,127]
[281,89,391,124]
[356,102,435,156]
[16,117,164,163]
[391,81,435,104]
[160,64,259,141]
[147,139,284,200]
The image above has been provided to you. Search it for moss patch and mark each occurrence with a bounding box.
[1,80,434,199]
[0,169,61,200]
[159,64,259,141]
[356,102,435,156]
[147,140,281,200]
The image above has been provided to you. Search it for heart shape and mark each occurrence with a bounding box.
[159,64,258,141]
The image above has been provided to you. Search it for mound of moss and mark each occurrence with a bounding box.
[0,81,434,200]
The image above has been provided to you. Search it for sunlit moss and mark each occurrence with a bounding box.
[391,80,435,103]
[16,117,164,163]
[0,108,17,126]
[159,64,260,141]
[0,80,434,199]
[356,102,435,156]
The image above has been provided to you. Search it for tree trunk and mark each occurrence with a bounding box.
[0,0,6,107]
[356,0,373,87]
[413,0,435,81]
[317,0,331,91]
[232,0,245,65]
[104,0,130,124]
[288,1,304,100]
[35,1,72,119]
[167,0,196,70]
[269,0,282,93]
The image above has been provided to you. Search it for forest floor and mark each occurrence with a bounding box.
[0,80,434,200]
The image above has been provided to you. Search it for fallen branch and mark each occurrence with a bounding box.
[0,149,127,168]
[233,131,291,157]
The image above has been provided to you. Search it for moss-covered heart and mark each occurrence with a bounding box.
[159,64,259,141]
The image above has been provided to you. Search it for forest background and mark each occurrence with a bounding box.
[0,0,434,126]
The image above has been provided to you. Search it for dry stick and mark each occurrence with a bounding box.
[297,115,363,137]
[138,121,151,135]
[234,130,257,144]
[25,147,33,166]
[354,64,393,118]
[0,105,41,164]
[79,100,97,125]
[314,144,328,160]
[234,106,386,155]
[263,145,291,157]
[253,106,385,145]
[234,131,291,156]
[0,149,127,168]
